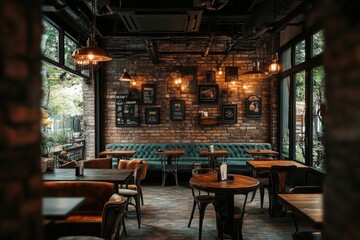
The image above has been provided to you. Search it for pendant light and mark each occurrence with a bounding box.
[268,1,281,74]
[119,41,131,81]
[71,0,112,66]
[241,43,269,80]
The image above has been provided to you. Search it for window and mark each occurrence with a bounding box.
[311,30,324,57]
[64,35,77,70]
[279,29,325,172]
[311,66,325,170]
[282,47,291,72]
[295,70,306,163]
[42,21,59,62]
[280,76,290,159]
[295,40,305,65]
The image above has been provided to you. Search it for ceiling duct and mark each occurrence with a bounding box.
[242,0,304,37]
[117,0,203,32]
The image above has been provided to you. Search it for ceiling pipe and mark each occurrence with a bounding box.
[242,0,305,38]
[201,0,231,10]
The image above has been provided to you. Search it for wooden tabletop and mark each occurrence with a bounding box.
[245,149,279,155]
[198,149,229,157]
[42,197,85,219]
[246,160,309,171]
[43,168,133,184]
[99,150,137,157]
[278,193,323,228]
[155,149,185,157]
[190,173,259,194]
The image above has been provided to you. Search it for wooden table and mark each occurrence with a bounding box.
[198,150,229,169]
[246,160,309,172]
[244,149,279,158]
[42,197,85,220]
[155,149,185,164]
[278,193,323,229]
[190,173,259,240]
[99,150,137,166]
[43,168,133,191]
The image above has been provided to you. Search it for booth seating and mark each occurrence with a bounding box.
[43,181,116,239]
[105,143,272,172]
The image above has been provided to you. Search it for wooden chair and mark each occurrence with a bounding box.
[118,161,143,228]
[188,168,216,240]
[267,165,298,217]
[249,158,273,210]
[58,193,127,240]
[118,159,148,205]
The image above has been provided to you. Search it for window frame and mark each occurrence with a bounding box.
[278,25,325,172]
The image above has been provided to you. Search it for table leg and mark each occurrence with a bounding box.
[215,193,235,239]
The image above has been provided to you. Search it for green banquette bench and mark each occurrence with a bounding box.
[104,142,272,172]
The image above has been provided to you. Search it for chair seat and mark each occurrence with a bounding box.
[195,195,215,202]
[118,188,138,196]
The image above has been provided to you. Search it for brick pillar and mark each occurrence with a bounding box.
[322,0,360,239]
[0,0,43,239]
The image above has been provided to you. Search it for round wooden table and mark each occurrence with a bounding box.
[190,173,259,240]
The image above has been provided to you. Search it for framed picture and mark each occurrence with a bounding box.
[171,100,185,121]
[198,84,219,104]
[141,84,156,105]
[145,107,160,124]
[245,95,262,118]
[178,67,197,93]
[115,94,140,127]
[225,67,238,82]
[221,104,237,124]
[206,70,215,82]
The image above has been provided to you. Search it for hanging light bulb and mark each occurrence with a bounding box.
[268,1,281,74]
[71,0,112,67]
[269,52,281,74]
[218,67,223,75]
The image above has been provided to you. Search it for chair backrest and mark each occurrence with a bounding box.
[191,168,215,176]
[118,159,148,181]
[269,165,297,193]
[84,158,112,169]
[132,161,144,187]
[59,161,77,168]
[101,193,127,240]
[289,186,322,193]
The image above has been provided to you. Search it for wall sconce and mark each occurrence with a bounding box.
[218,67,223,75]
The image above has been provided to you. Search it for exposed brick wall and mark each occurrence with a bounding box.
[99,39,278,150]
[83,81,96,159]
[0,0,43,239]
[321,0,360,239]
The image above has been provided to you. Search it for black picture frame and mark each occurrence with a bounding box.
[178,67,197,94]
[206,70,215,82]
[225,67,238,82]
[115,94,140,127]
[245,95,262,118]
[198,84,219,104]
[141,84,156,105]
[145,107,160,124]
[221,104,237,124]
[170,100,185,121]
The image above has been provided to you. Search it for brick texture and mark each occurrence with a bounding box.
[0,0,43,239]
[89,39,278,154]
